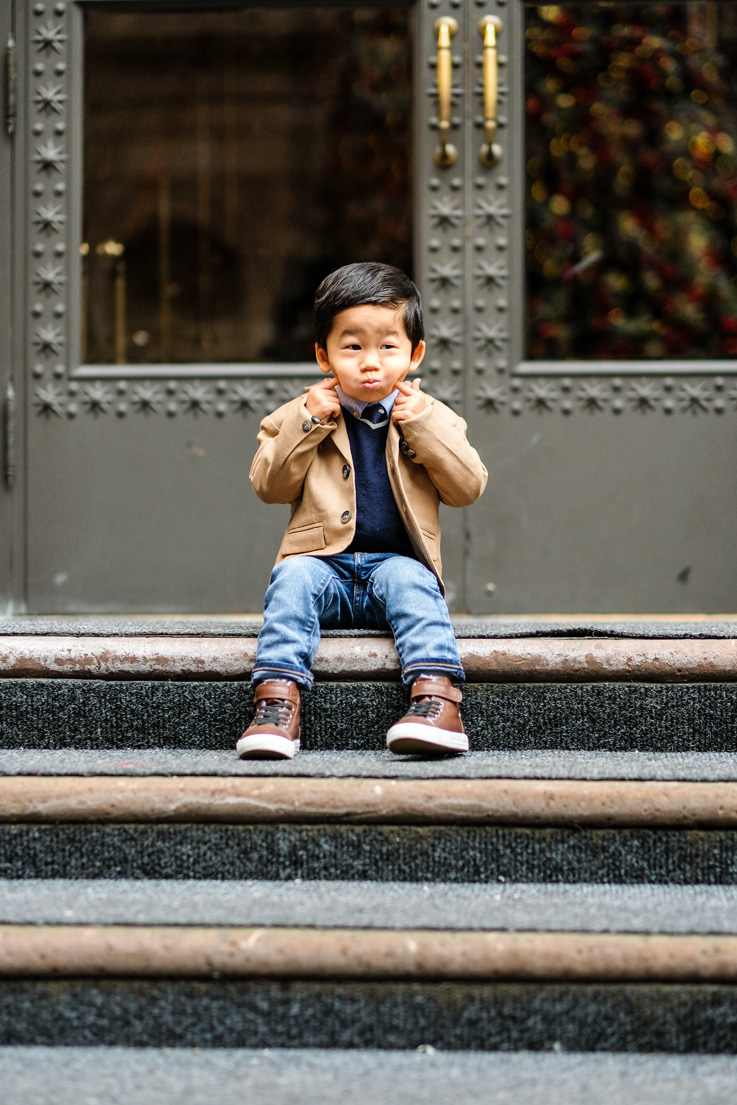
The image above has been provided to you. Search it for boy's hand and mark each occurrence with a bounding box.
[304,376,341,422]
[392,378,427,423]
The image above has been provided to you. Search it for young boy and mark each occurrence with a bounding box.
[237,262,487,759]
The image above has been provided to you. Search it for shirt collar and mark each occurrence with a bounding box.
[336,385,398,418]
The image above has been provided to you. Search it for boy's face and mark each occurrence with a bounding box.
[315,304,425,403]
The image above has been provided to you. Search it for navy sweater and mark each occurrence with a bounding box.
[343,409,414,557]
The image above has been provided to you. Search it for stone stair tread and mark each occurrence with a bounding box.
[4,923,737,985]
[3,615,737,637]
[2,748,737,780]
[4,632,737,682]
[4,878,737,932]
[2,1048,736,1105]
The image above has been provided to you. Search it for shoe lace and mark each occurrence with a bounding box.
[406,696,444,720]
[252,699,295,729]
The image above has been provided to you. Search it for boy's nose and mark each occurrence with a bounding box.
[361,348,381,369]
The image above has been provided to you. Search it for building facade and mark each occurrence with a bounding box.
[3,0,737,614]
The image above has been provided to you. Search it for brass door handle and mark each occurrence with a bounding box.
[434,17,458,168]
[479,15,503,167]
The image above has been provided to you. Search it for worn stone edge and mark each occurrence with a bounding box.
[1,926,737,981]
[3,776,737,826]
[2,635,737,682]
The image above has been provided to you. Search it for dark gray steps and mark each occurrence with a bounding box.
[3,679,737,751]
[3,626,737,1061]
[4,978,737,1051]
[0,1048,735,1105]
[1,748,737,778]
[4,822,737,882]
[4,879,737,931]
[3,616,737,637]
[1,618,737,636]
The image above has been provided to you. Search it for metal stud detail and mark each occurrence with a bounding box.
[473,379,735,415]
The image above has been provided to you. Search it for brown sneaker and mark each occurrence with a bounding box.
[236,679,301,760]
[386,675,468,755]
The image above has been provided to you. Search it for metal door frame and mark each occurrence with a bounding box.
[2,0,25,615]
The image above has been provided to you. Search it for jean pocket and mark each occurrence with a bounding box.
[282,521,326,554]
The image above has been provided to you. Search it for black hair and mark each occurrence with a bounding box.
[313,262,424,352]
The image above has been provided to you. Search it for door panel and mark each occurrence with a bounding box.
[21,1,428,613]
[465,0,737,612]
[471,414,737,612]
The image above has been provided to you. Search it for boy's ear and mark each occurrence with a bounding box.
[315,343,332,374]
[408,340,426,370]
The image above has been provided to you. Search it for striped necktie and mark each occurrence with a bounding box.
[359,402,389,429]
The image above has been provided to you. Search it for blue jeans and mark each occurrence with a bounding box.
[252,553,464,688]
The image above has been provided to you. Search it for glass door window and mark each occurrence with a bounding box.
[83,8,412,367]
[524,2,737,361]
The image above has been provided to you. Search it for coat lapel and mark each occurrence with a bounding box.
[332,415,353,463]
[386,420,401,463]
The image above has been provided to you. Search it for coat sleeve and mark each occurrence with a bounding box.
[249,398,337,504]
[398,398,487,507]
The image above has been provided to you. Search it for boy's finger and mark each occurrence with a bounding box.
[411,378,422,390]
[305,376,339,391]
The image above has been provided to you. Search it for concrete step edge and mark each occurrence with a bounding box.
[3,1050,736,1105]
[3,775,737,827]
[4,879,737,933]
[3,635,737,682]
[1,925,737,982]
[2,1050,733,1105]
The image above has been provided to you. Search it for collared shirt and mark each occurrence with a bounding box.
[336,385,398,424]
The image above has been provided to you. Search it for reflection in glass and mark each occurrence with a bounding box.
[525,3,737,360]
[83,8,411,365]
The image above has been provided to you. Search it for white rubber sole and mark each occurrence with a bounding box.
[386,722,469,756]
[235,733,301,760]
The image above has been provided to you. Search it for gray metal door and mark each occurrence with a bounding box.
[1,5,18,614]
[16,0,429,613]
[18,0,737,615]
[461,0,737,613]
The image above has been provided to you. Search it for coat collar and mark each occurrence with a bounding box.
[336,386,399,419]
[331,393,434,462]
[332,406,402,463]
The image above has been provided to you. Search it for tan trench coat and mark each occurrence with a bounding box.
[250,393,488,594]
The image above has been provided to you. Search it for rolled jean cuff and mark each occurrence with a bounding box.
[251,664,313,689]
[401,660,465,685]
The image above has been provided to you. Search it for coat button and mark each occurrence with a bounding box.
[301,421,311,432]
[407,449,416,459]
[342,464,351,479]
[400,440,409,453]
[341,510,352,523]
